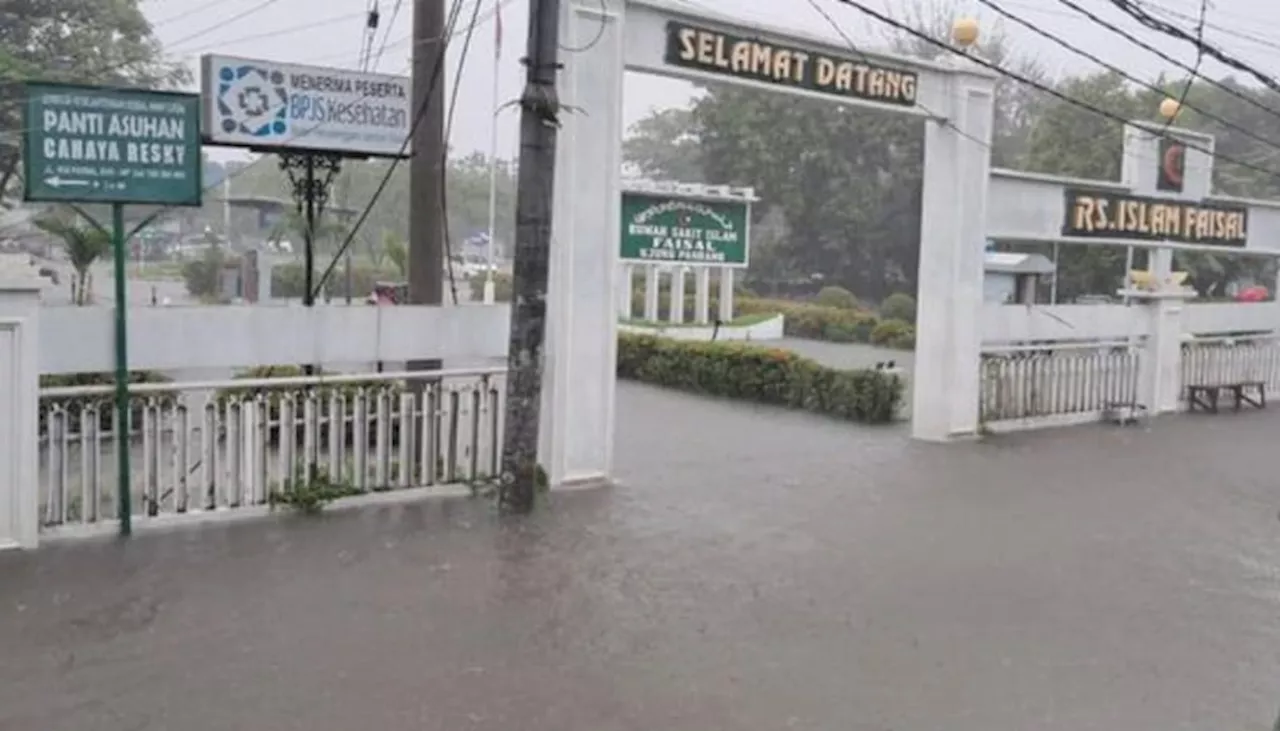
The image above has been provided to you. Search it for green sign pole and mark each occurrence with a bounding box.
[111,203,132,536]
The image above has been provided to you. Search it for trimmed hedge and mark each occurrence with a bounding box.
[617,333,903,423]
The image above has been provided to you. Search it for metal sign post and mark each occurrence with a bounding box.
[22,81,203,537]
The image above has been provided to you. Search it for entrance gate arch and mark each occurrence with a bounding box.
[541,0,998,485]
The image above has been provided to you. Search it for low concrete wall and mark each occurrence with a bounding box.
[618,314,784,342]
[39,303,511,375]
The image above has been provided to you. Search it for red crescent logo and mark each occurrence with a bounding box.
[1162,144,1185,187]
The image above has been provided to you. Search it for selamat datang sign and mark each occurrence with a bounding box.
[201,55,411,157]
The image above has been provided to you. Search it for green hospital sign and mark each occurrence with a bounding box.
[22,83,202,206]
[620,191,749,267]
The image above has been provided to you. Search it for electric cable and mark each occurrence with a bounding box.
[311,0,466,300]
[174,12,368,57]
[829,0,1280,187]
[151,0,245,29]
[975,0,1280,154]
[438,0,488,305]
[559,0,607,53]
[1104,0,1280,97]
[371,0,405,71]
[163,0,283,49]
[805,0,992,150]
[1156,0,1206,137]
[1050,0,1280,122]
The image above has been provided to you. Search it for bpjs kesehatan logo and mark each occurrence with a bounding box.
[214,64,289,139]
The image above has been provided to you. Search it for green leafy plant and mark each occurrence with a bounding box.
[269,464,361,515]
[879,292,917,324]
[870,318,915,350]
[617,334,903,423]
[469,271,512,302]
[182,245,235,300]
[34,213,109,305]
[814,285,860,310]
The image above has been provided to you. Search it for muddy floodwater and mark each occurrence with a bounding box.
[2,382,1280,730]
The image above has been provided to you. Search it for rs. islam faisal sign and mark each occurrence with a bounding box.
[1062,187,1248,247]
[620,191,749,266]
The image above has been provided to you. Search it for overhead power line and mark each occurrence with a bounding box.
[803,0,993,150]
[828,0,1280,187]
[1105,0,1280,96]
[1049,0,1280,122]
[974,0,1280,155]
[163,0,284,49]
[312,0,469,299]
[1156,0,1206,138]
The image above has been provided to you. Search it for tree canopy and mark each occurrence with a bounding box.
[0,0,186,203]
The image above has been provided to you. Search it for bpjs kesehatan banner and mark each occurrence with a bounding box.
[201,55,411,157]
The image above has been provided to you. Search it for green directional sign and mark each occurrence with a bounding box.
[22,82,202,206]
[620,191,750,267]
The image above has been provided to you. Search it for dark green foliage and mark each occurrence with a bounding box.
[617,334,903,423]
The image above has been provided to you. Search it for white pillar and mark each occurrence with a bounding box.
[540,0,623,486]
[643,266,659,321]
[618,263,633,319]
[1138,248,1187,414]
[0,267,43,550]
[911,65,996,441]
[717,267,734,322]
[694,267,711,324]
[669,268,686,324]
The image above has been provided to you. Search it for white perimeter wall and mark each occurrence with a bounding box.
[39,304,510,375]
[983,301,1280,344]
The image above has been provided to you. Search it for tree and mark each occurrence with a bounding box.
[623,108,705,181]
[0,0,186,201]
[34,211,108,305]
[383,230,408,278]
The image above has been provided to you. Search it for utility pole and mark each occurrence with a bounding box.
[408,0,446,315]
[497,0,562,512]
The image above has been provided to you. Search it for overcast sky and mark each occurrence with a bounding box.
[145,0,1280,162]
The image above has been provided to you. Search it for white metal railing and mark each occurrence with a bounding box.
[980,343,1142,422]
[1181,337,1280,393]
[37,368,506,532]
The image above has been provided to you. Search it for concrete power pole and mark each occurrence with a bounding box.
[408,0,446,318]
[498,0,563,512]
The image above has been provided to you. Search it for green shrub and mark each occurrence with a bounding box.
[469,271,512,302]
[183,247,233,299]
[870,318,915,350]
[39,370,173,434]
[617,334,903,423]
[880,292,917,324]
[814,285,859,310]
[271,262,398,300]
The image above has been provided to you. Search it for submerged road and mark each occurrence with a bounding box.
[3,383,1280,730]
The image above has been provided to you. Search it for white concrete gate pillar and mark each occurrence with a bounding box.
[540,0,625,486]
[0,265,43,550]
[911,62,997,441]
[1133,248,1190,415]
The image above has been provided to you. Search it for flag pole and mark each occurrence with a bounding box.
[482,0,502,304]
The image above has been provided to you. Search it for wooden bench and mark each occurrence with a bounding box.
[1186,382,1266,413]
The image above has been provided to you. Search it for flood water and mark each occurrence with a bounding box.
[3,382,1280,730]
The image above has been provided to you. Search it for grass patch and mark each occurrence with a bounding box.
[620,312,778,329]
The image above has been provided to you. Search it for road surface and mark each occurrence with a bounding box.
[3,383,1280,730]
